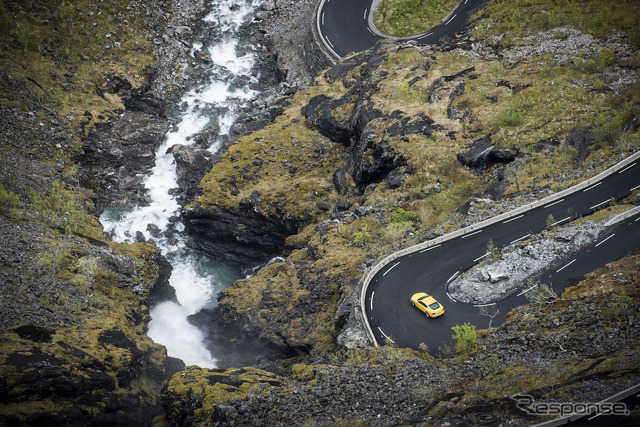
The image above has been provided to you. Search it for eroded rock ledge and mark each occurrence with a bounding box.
[183,200,304,266]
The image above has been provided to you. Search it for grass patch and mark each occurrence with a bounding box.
[473,0,640,46]
[374,0,460,37]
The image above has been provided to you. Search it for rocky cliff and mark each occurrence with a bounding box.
[0,0,203,423]
[171,0,639,424]
[2,0,639,425]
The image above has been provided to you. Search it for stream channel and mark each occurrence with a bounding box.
[100,0,265,367]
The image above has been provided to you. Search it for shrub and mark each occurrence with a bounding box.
[0,184,20,210]
[497,101,525,127]
[451,322,477,354]
[353,226,371,247]
[392,208,417,224]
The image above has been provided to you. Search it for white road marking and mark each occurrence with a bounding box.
[631,184,640,191]
[618,163,636,174]
[503,214,524,223]
[461,229,482,239]
[510,234,531,245]
[589,199,610,210]
[464,0,468,3]
[543,198,564,208]
[517,283,538,296]
[383,262,400,276]
[447,271,460,284]
[636,217,640,222]
[322,12,325,25]
[419,31,433,40]
[595,234,615,247]
[582,182,602,192]
[367,27,376,35]
[445,14,457,25]
[420,244,441,253]
[556,259,576,273]
[446,291,457,302]
[549,216,570,227]
[364,8,368,20]
[378,327,394,343]
[370,291,374,311]
[325,36,334,48]
[474,253,488,263]
[474,302,495,308]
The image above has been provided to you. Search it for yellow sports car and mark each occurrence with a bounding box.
[410,292,445,317]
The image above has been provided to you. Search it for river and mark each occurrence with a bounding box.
[100,0,264,367]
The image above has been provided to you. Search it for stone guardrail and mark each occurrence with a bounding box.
[359,150,640,346]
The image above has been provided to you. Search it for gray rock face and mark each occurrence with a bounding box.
[167,144,215,205]
[75,110,171,210]
[566,127,595,162]
[448,220,607,304]
[303,44,441,192]
[183,201,303,266]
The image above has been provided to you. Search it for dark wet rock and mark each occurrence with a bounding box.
[123,94,166,116]
[386,170,404,189]
[75,110,170,211]
[323,52,369,83]
[99,74,132,95]
[303,49,432,191]
[333,168,349,195]
[188,307,295,368]
[566,127,595,162]
[168,144,216,205]
[534,136,560,153]
[13,325,55,343]
[457,138,516,174]
[183,204,303,266]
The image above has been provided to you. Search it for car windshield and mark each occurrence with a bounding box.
[428,302,440,310]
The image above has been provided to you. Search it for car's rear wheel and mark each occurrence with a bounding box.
[425,311,430,317]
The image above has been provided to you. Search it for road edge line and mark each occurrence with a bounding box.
[360,150,640,347]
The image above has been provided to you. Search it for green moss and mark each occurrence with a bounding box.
[164,367,283,423]
[0,0,160,136]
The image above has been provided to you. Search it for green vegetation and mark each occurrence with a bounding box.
[353,226,372,247]
[484,239,500,264]
[473,0,640,46]
[0,0,160,129]
[545,214,556,229]
[451,322,477,354]
[391,208,417,224]
[0,181,102,237]
[374,0,459,37]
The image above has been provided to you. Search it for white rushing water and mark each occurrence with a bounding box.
[100,1,262,367]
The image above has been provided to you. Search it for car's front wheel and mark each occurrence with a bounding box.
[411,301,415,306]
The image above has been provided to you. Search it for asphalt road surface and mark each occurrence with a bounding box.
[364,161,640,352]
[318,0,485,58]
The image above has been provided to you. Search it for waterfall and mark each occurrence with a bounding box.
[100,0,263,367]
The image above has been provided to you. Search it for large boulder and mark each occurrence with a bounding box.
[457,138,515,174]
[167,144,215,205]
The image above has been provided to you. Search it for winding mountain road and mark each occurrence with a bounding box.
[315,0,640,352]
[364,159,640,352]
[317,0,485,59]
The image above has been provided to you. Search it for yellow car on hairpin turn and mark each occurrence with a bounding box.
[410,292,445,318]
